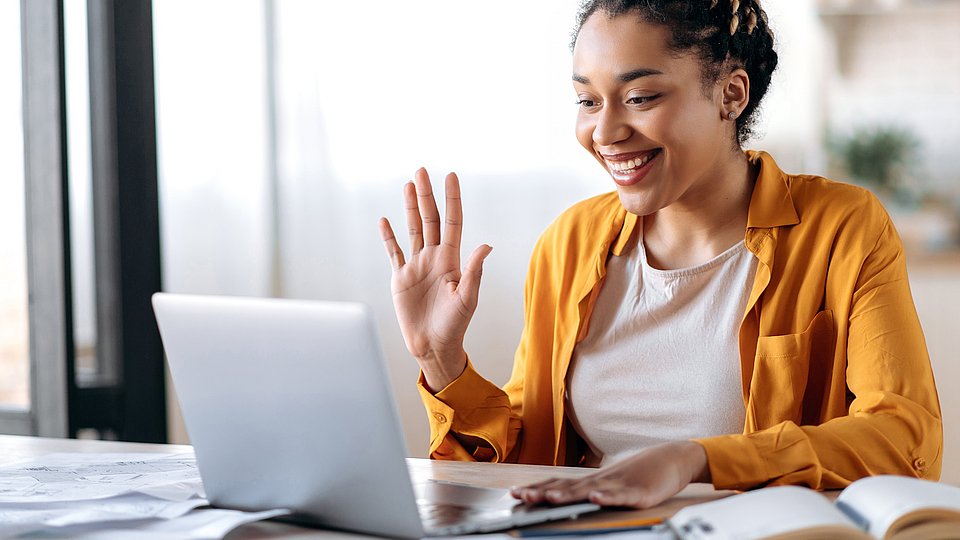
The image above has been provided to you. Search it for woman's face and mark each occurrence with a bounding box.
[573,13,735,216]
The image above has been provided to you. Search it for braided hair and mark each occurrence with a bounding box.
[571,0,779,145]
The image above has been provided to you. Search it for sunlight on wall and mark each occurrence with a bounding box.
[273,1,596,186]
[154,0,272,298]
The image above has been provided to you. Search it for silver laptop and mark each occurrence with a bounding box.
[152,293,599,538]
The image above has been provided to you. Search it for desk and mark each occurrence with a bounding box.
[0,435,733,539]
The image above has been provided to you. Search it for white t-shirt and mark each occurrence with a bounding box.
[566,224,757,466]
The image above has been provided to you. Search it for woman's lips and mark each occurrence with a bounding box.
[604,149,662,187]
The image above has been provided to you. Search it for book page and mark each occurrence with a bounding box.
[669,486,867,539]
[836,475,960,538]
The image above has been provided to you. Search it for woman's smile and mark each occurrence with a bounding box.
[602,148,662,186]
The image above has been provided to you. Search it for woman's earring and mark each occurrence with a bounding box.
[727,111,737,120]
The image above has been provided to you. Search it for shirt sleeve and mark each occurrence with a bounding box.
[694,215,943,491]
[417,357,521,462]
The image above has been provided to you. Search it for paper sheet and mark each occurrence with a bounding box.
[0,453,203,503]
[0,452,286,539]
[0,493,208,537]
[13,507,291,539]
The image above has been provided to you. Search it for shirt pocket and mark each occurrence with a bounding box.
[748,310,836,430]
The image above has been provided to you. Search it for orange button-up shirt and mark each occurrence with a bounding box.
[418,151,942,490]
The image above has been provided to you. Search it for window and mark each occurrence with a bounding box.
[65,0,101,385]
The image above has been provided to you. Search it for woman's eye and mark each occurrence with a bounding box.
[627,94,660,105]
[576,98,597,108]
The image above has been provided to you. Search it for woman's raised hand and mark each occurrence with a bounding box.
[379,168,493,392]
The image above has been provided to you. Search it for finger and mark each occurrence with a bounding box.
[516,476,600,505]
[542,476,609,505]
[403,181,424,254]
[414,168,442,247]
[512,477,568,493]
[457,244,493,311]
[589,487,657,509]
[378,217,406,270]
[442,172,463,252]
[510,477,573,501]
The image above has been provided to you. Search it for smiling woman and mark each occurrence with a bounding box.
[379,0,942,510]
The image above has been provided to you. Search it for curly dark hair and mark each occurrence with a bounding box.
[571,0,779,146]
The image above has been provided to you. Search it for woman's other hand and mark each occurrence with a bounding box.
[379,168,493,393]
[510,441,711,508]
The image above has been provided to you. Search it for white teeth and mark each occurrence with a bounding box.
[607,152,656,173]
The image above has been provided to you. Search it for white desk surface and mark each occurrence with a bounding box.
[0,435,733,539]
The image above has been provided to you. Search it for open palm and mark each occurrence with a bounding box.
[379,169,492,391]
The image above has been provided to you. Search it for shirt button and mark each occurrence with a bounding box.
[913,457,927,472]
[433,412,447,424]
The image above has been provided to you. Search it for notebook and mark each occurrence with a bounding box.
[152,293,599,538]
[667,475,960,539]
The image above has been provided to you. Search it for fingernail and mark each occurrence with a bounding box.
[590,491,610,504]
[546,490,562,499]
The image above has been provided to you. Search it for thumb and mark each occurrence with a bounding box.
[458,244,493,310]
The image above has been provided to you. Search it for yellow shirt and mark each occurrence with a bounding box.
[417,151,942,490]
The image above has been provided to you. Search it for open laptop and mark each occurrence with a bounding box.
[152,293,600,538]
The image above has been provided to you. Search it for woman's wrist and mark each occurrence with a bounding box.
[418,349,468,393]
[682,441,711,484]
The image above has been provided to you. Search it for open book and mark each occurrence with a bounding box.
[667,475,960,539]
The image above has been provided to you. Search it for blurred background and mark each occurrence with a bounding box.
[2,0,958,481]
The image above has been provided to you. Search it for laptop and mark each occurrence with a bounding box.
[152,293,600,538]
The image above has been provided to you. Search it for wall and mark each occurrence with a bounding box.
[821,2,960,195]
[909,262,960,484]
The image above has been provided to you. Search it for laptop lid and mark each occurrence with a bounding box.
[153,293,426,538]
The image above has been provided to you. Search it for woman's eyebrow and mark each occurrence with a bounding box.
[571,68,664,85]
[617,68,663,82]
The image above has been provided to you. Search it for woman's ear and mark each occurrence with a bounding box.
[720,68,750,121]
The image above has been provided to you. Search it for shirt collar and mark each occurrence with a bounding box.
[611,211,638,257]
[745,150,800,229]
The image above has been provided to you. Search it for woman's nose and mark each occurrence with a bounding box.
[593,105,631,147]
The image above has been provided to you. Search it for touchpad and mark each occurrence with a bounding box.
[415,479,516,508]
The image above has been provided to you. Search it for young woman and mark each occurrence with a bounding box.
[378,0,942,509]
